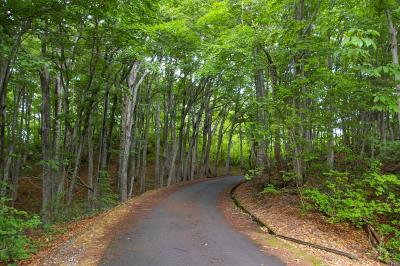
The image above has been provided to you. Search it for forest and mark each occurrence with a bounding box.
[1,0,400,264]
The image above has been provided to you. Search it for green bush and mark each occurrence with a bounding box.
[51,172,118,223]
[303,162,400,263]
[97,171,118,209]
[261,184,281,195]
[0,191,41,262]
[380,141,400,163]
[244,167,264,180]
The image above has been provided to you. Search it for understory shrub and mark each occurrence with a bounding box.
[245,167,264,180]
[303,162,400,263]
[52,171,118,223]
[380,141,400,163]
[0,184,41,263]
[261,184,281,195]
[97,171,118,209]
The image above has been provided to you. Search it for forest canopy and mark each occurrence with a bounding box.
[1,0,400,263]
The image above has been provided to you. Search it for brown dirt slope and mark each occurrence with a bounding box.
[234,179,383,266]
[219,186,323,266]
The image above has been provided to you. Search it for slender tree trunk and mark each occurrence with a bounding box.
[2,89,21,197]
[263,48,282,170]
[167,111,178,186]
[204,107,213,177]
[96,84,110,201]
[11,158,21,206]
[200,92,211,175]
[239,123,244,170]
[188,100,205,180]
[225,122,235,175]
[327,129,335,169]
[386,10,400,138]
[177,85,189,181]
[135,120,142,188]
[0,29,25,176]
[214,108,227,176]
[140,81,151,193]
[201,92,213,177]
[87,113,94,207]
[18,90,32,199]
[190,135,198,180]
[11,89,27,204]
[167,143,179,185]
[53,77,63,212]
[254,66,268,168]
[182,109,192,180]
[159,88,171,185]
[60,74,70,197]
[290,129,303,186]
[155,102,161,187]
[388,112,395,141]
[326,49,335,169]
[67,132,84,206]
[40,66,52,224]
[105,93,117,170]
[118,62,148,202]
[119,75,136,201]
[128,115,137,198]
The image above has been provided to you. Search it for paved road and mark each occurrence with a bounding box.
[101,176,284,266]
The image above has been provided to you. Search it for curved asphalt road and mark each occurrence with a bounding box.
[101,176,284,266]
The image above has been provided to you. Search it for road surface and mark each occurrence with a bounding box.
[101,176,284,266]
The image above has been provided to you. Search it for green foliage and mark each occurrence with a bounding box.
[245,167,264,180]
[302,188,334,215]
[303,164,400,262]
[281,171,296,183]
[0,184,40,262]
[53,172,118,223]
[380,141,400,163]
[373,89,399,113]
[97,171,118,210]
[261,184,281,195]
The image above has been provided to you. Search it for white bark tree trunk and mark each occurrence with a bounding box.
[118,62,149,202]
